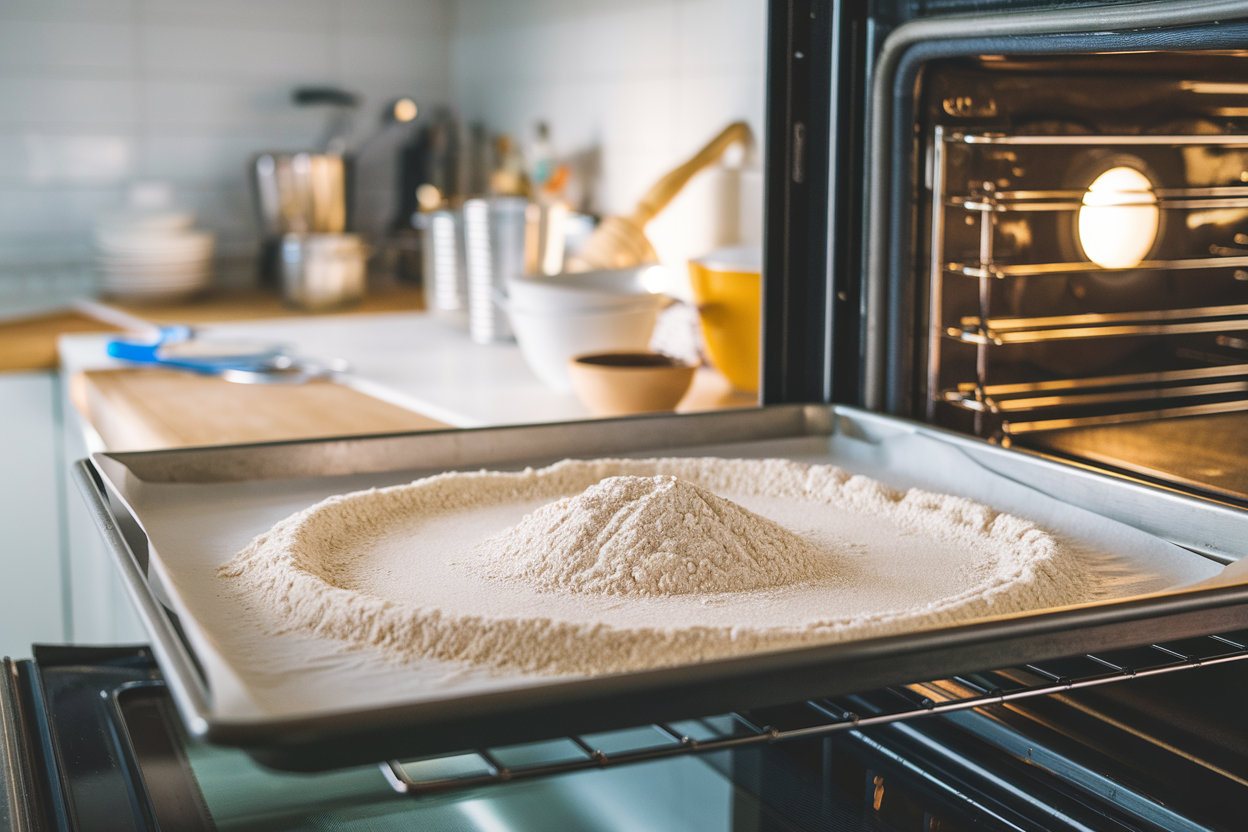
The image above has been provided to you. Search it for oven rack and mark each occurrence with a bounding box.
[938,303,1248,431]
[925,125,1248,431]
[941,135,1248,280]
[951,133,1248,147]
[951,186,1248,212]
[943,365,1248,411]
[381,631,1248,798]
[947,304,1248,345]
[941,381,1248,435]
[948,257,1248,279]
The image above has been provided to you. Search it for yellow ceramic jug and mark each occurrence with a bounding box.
[688,245,761,393]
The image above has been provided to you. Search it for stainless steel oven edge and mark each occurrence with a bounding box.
[71,405,1248,770]
[862,0,1248,412]
[88,404,829,485]
[72,461,213,740]
[0,660,37,832]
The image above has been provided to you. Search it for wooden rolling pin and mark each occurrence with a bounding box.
[567,121,752,272]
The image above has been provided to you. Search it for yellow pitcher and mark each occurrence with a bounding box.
[688,245,761,393]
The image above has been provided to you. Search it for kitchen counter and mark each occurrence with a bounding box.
[59,308,757,453]
[0,285,427,373]
[0,309,122,373]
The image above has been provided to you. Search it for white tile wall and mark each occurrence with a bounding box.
[450,0,767,280]
[0,0,453,279]
[0,0,764,290]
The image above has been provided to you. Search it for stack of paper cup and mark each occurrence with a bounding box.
[94,210,215,301]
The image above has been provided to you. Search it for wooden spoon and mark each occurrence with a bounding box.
[566,121,752,272]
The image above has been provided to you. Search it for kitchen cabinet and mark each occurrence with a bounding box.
[0,372,65,659]
[0,370,144,661]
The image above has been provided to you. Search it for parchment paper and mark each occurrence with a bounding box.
[108,430,1226,723]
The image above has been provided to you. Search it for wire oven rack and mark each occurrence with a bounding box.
[927,128,1248,436]
[382,630,1248,797]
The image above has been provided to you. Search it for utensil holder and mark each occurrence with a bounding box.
[420,208,469,319]
[464,197,527,344]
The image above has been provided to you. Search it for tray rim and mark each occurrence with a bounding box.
[73,404,1248,770]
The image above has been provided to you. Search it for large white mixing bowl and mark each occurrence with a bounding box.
[506,298,661,392]
[505,265,667,313]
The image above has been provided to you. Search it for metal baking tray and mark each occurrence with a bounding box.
[74,404,1248,771]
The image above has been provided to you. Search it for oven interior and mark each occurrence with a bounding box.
[914,50,1248,506]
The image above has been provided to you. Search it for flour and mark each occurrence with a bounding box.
[481,475,826,596]
[219,457,1091,676]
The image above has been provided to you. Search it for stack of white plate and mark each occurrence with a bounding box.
[94,211,215,300]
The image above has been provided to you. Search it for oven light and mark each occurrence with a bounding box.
[1077,166,1159,270]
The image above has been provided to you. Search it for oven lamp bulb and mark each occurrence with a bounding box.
[1077,166,1159,270]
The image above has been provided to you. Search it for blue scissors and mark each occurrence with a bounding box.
[106,326,346,384]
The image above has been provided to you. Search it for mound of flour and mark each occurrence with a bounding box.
[219,457,1091,676]
[482,475,825,596]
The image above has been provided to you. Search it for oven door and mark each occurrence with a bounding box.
[3,647,1067,832]
[10,646,1248,832]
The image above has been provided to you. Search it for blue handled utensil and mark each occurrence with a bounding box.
[106,326,346,384]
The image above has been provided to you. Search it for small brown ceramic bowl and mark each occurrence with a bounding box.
[567,351,698,417]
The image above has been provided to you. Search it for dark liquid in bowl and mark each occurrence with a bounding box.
[573,352,686,368]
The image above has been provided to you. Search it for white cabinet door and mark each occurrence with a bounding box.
[0,372,65,660]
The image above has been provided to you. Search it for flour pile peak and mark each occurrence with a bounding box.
[482,474,827,596]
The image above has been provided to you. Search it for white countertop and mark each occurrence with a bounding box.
[58,308,755,452]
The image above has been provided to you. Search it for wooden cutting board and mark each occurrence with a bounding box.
[73,368,450,452]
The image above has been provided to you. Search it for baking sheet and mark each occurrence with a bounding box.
[100,422,1225,726]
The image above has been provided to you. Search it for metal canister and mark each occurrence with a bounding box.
[252,152,351,283]
[463,197,527,344]
[280,233,368,311]
[253,152,349,236]
[420,209,468,319]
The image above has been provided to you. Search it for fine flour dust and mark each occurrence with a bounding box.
[219,457,1092,676]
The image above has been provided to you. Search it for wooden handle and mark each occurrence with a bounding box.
[629,121,752,227]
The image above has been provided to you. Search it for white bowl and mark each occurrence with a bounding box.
[99,265,210,283]
[100,274,210,300]
[95,210,195,234]
[98,254,213,271]
[94,229,215,258]
[507,302,660,392]
[505,266,666,312]
[96,244,213,260]
[100,271,209,287]
[97,254,212,276]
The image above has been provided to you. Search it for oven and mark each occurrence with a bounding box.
[9,1,1248,830]
[770,0,1248,509]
